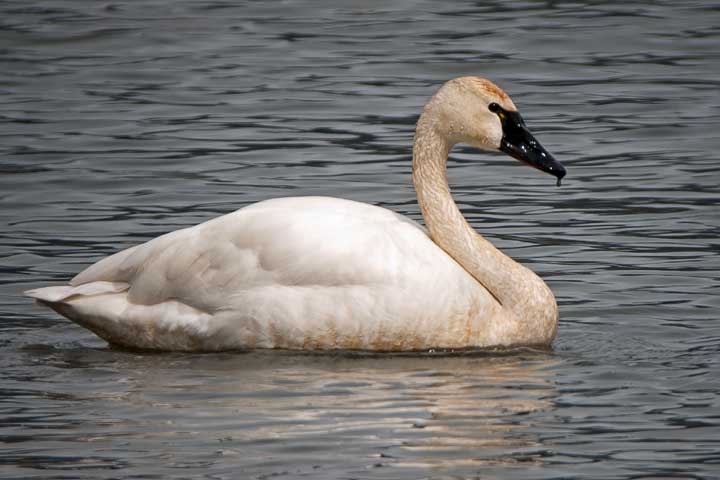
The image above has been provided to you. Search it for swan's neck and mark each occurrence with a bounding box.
[412,107,557,330]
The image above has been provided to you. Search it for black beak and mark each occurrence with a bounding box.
[492,105,566,186]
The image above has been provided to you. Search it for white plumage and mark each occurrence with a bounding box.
[27,197,495,350]
[26,77,565,351]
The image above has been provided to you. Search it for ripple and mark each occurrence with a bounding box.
[1,0,720,479]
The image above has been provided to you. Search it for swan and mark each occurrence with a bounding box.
[25,77,566,352]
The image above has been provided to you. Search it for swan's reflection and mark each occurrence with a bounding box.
[54,349,561,475]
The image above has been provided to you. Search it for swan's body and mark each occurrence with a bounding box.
[26,77,566,351]
[31,197,504,351]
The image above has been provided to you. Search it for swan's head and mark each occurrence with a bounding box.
[427,76,566,185]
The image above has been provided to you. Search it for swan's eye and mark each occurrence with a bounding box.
[488,102,501,113]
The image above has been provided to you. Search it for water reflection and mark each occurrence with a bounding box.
[8,347,559,476]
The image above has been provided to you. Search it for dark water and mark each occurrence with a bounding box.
[1,1,719,478]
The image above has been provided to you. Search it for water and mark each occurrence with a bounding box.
[1,0,719,478]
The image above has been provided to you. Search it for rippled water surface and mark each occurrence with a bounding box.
[2,1,719,478]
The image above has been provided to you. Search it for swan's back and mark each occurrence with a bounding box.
[28,197,499,351]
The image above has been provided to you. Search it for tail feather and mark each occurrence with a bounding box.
[24,281,130,304]
[26,281,217,351]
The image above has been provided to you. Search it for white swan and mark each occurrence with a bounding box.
[25,77,566,352]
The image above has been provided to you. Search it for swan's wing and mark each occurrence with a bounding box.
[63,197,437,314]
[70,244,140,286]
[27,197,498,350]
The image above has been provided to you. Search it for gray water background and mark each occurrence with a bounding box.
[1,1,719,478]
